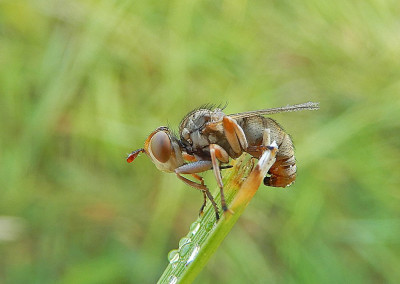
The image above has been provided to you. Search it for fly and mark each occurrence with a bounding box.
[127,102,319,220]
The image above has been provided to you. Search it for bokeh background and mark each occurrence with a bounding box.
[1,0,400,283]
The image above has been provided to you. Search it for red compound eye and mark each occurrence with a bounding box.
[150,131,172,163]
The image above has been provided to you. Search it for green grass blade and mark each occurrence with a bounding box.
[158,147,277,284]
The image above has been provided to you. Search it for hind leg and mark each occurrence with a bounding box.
[263,157,296,187]
[263,133,297,188]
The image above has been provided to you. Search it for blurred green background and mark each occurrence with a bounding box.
[1,0,399,283]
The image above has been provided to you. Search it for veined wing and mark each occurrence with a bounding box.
[228,102,319,119]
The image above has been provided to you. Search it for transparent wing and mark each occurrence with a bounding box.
[228,102,319,119]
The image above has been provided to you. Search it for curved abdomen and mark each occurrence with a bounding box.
[238,116,297,187]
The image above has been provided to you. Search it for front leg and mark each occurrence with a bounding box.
[175,161,220,220]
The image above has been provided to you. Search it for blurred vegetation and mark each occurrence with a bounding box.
[1,0,399,283]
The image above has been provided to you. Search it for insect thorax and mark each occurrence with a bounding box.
[179,108,233,158]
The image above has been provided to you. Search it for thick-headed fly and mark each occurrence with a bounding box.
[127,102,319,220]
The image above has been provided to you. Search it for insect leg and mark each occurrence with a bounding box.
[263,132,297,188]
[175,173,220,220]
[245,129,273,157]
[191,173,209,217]
[209,144,231,213]
[222,116,248,154]
[199,191,207,216]
[175,161,220,220]
[204,190,220,220]
[263,128,271,146]
[175,160,213,175]
[245,129,275,158]
[182,152,197,162]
